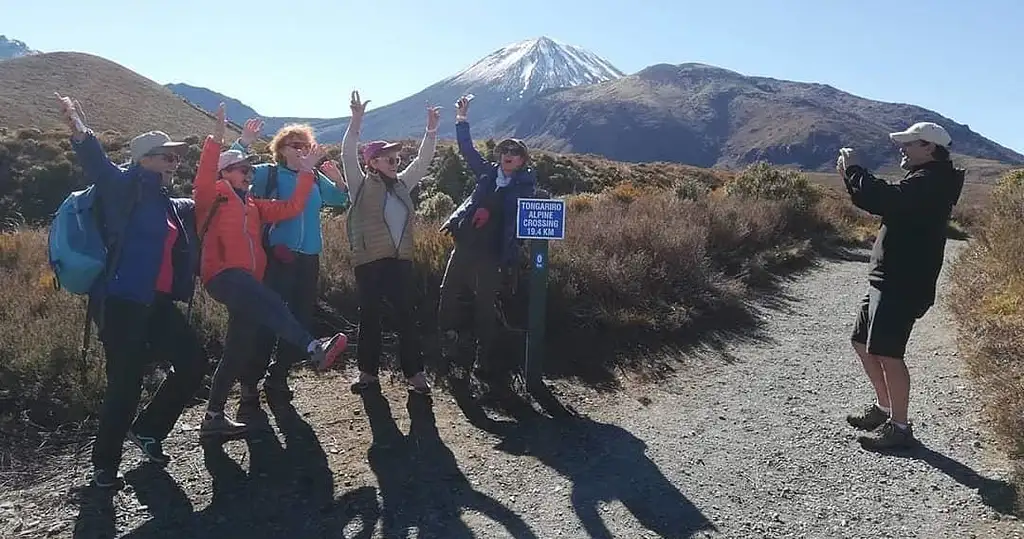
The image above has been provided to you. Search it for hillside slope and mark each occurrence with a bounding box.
[0,52,240,139]
[499,63,1024,173]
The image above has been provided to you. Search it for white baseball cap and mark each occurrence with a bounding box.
[217,150,249,171]
[889,122,952,147]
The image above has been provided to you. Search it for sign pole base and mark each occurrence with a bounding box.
[524,239,549,386]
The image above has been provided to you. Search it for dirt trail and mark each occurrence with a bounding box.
[3,239,1023,538]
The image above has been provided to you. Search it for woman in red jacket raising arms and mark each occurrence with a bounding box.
[195,105,347,439]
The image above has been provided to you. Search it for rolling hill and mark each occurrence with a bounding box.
[0,52,240,139]
[497,63,1024,174]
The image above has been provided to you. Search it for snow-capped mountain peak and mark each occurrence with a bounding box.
[446,36,624,98]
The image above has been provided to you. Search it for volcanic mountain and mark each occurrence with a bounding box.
[167,36,625,141]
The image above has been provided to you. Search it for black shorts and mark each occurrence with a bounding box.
[850,287,925,359]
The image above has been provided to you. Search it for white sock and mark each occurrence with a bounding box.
[307,340,318,353]
[891,421,908,430]
[875,402,891,414]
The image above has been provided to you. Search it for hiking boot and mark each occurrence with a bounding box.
[311,333,348,372]
[239,383,261,406]
[90,468,125,490]
[407,372,432,395]
[200,412,248,440]
[126,431,170,466]
[350,372,380,394]
[846,403,889,431]
[858,420,917,451]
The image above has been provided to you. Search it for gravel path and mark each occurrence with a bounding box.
[3,239,1022,538]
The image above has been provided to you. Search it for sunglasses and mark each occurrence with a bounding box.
[375,155,401,166]
[286,141,312,150]
[497,145,524,157]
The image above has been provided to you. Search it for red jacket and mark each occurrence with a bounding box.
[193,136,313,284]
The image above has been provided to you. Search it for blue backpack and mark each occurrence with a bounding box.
[47,186,106,294]
[47,183,137,295]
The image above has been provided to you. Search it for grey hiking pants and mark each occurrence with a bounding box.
[437,245,501,368]
[204,268,314,414]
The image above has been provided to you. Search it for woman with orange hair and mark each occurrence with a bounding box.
[229,120,350,405]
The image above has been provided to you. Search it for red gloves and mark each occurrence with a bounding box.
[471,208,490,228]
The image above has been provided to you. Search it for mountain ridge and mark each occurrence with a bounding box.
[496,62,1024,172]
[0,34,1019,178]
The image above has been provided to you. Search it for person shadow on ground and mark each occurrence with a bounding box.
[114,399,378,538]
[456,385,717,539]
[357,389,539,538]
[863,441,1020,516]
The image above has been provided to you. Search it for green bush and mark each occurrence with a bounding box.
[725,161,821,209]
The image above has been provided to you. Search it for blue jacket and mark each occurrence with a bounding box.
[231,139,350,255]
[70,133,198,306]
[443,121,537,267]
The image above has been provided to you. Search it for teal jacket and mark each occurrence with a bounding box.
[231,139,350,255]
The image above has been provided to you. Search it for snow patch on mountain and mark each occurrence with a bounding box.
[445,36,624,99]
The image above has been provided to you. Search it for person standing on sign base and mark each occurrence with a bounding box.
[438,94,537,393]
[837,121,964,451]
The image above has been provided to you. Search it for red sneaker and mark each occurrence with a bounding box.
[312,333,348,372]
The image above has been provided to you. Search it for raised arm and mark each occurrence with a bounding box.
[229,118,264,153]
[193,135,222,207]
[56,93,122,185]
[342,91,368,198]
[397,105,441,188]
[255,170,316,223]
[844,165,953,218]
[454,95,490,175]
[316,161,350,207]
[196,105,229,208]
[255,144,324,223]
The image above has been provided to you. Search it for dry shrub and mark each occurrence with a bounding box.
[0,229,105,426]
[949,168,1024,512]
[0,172,865,424]
[0,229,230,427]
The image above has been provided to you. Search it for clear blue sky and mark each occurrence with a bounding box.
[6,0,1023,152]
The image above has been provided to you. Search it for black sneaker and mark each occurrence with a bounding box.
[127,431,170,466]
[90,468,125,490]
[846,403,889,431]
[200,412,248,440]
[858,420,918,451]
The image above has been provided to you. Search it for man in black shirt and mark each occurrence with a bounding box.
[837,121,965,450]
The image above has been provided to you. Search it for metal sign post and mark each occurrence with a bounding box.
[515,197,566,386]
